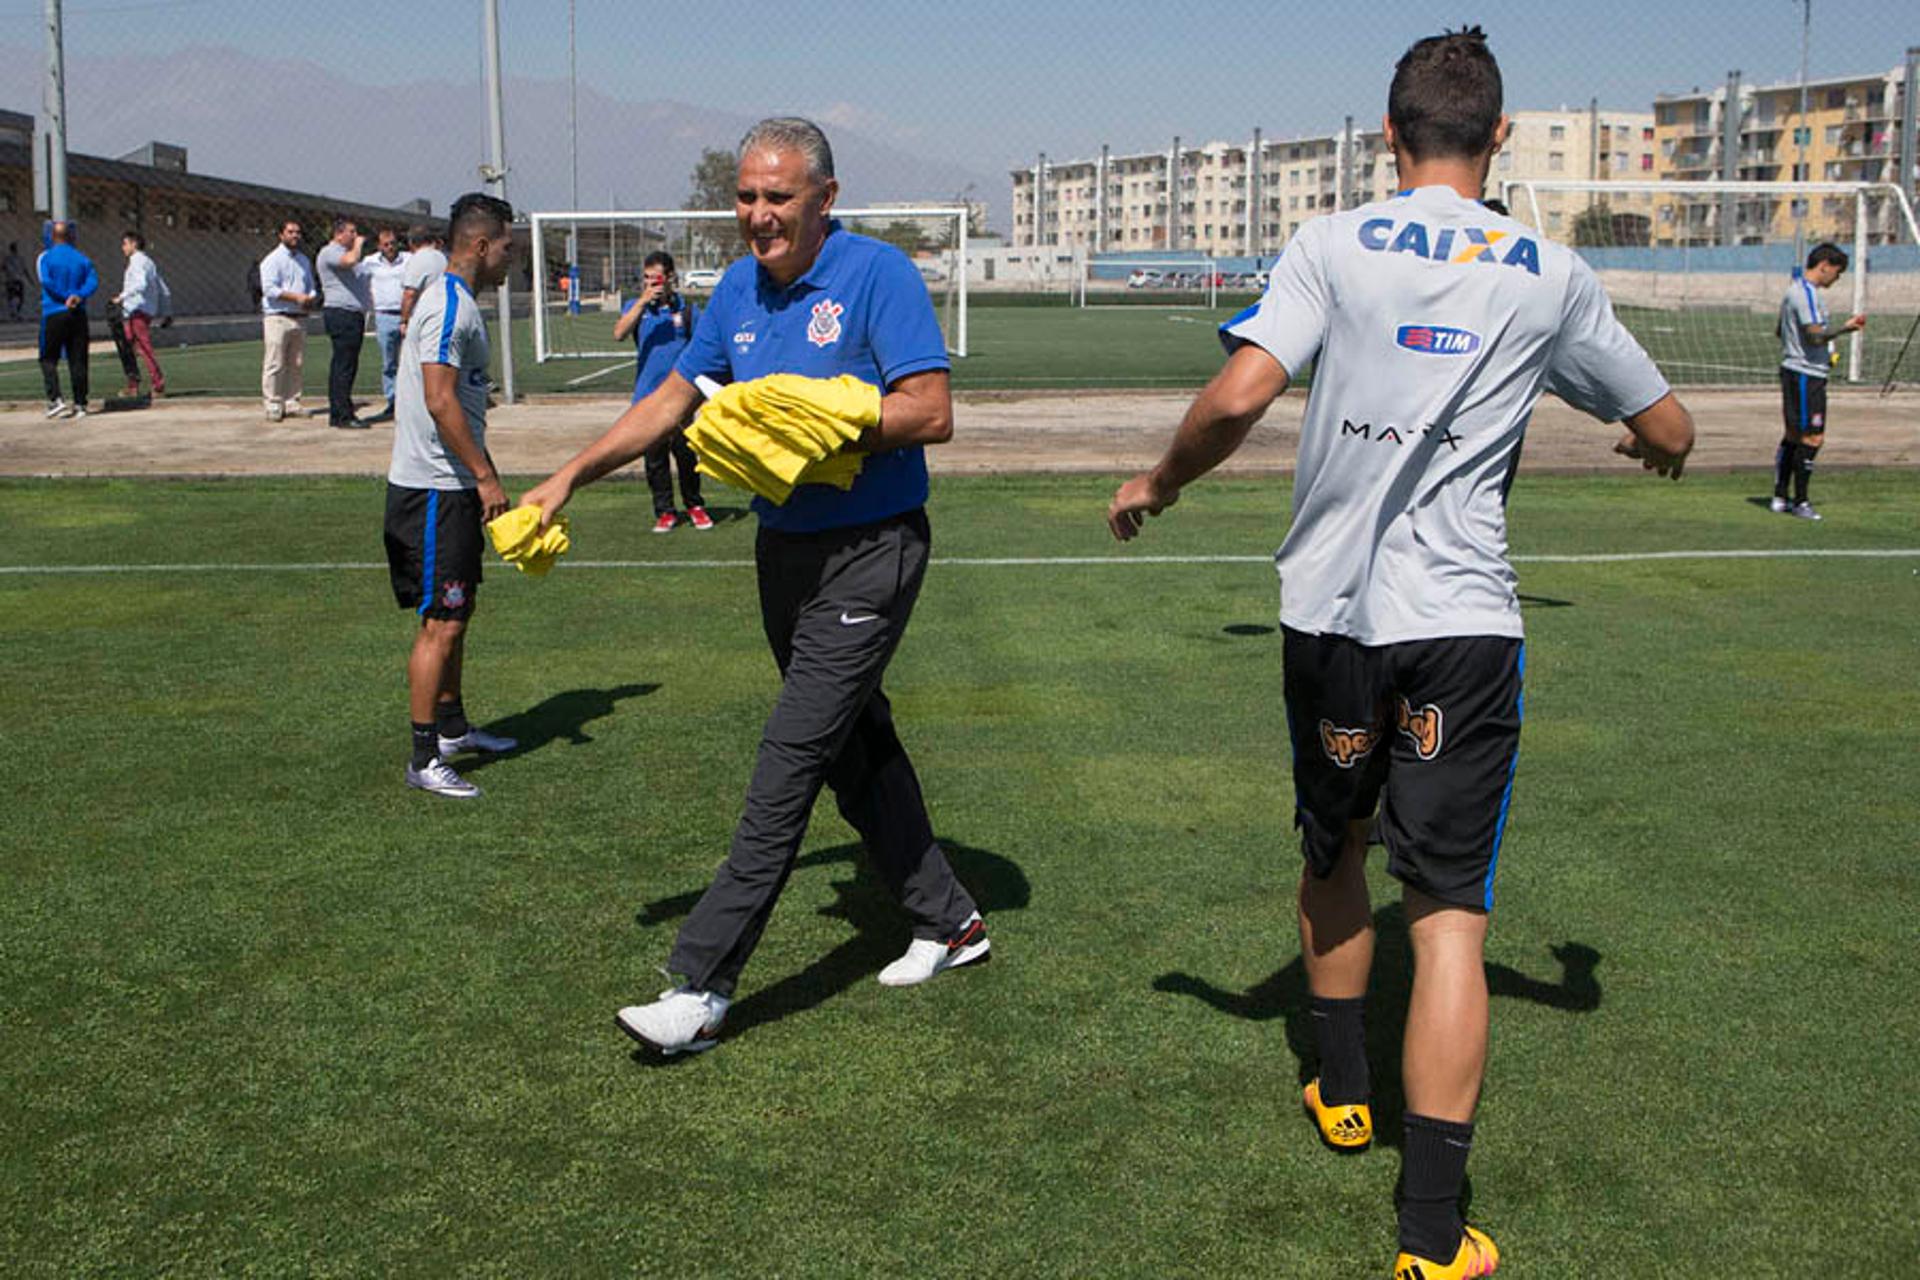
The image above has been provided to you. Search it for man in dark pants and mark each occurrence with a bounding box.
[315,216,372,429]
[524,117,988,1057]
[611,250,713,532]
[36,220,97,419]
[1771,242,1864,521]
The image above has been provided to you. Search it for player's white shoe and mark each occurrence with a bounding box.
[1768,496,1791,514]
[616,987,730,1055]
[877,912,991,986]
[438,727,518,756]
[1790,502,1823,521]
[405,756,481,798]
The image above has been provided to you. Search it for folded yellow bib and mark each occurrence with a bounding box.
[685,373,881,505]
[486,505,572,577]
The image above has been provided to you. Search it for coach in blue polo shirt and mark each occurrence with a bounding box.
[524,117,989,1057]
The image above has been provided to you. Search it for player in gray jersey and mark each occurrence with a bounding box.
[383,193,518,799]
[1108,28,1693,1277]
[1772,242,1865,520]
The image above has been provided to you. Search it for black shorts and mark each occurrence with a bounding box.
[1282,627,1524,911]
[384,483,483,620]
[1779,368,1828,439]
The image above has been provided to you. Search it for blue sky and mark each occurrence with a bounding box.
[6,0,1915,179]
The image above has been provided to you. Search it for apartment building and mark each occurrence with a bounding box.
[1651,53,1919,246]
[1011,105,1652,257]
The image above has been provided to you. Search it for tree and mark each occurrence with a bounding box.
[868,220,932,257]
[1571,200,1616,248]
[681,147,738,269]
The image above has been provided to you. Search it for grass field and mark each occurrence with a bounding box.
[3,470,1917,1274]
[6,299,1916,401]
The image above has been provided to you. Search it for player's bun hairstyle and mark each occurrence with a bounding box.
[643,250,676,273]
[448,192,515,246]
[1806,242,1849,271]
[738,117,835,183]
[1388,26,1503,162]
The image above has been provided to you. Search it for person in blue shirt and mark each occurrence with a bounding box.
[524,117,989,1056]
[611,251,712,532]
[36,220,98,419]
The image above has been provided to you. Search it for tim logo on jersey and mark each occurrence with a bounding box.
[1396,325,1481,355]
[1358,218,1541,276]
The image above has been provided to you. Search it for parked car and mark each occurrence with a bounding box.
[1126,268,1164,289]
[681,267,723,290]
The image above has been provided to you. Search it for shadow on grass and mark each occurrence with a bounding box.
[1223,623,1276,636]
[631,838,1029,1053]
[1153,902,1600,1149]
[461,683,659,774]
[1517,593,1575,609]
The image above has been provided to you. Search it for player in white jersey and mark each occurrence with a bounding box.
[1108,28,1694,1278]
[1771,242,1865,520]
[383,193,519,799]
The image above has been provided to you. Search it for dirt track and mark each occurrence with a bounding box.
[0,387,1914,477]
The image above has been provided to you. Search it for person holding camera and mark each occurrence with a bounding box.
[613,251,711,532]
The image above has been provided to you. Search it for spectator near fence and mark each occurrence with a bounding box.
[398,224,447,338]
[109,230,171,399]
[259,218,317,422]
[37,220,97,420]
[316,217,373,430]
[365,228,411,422]
[3,241,26,322]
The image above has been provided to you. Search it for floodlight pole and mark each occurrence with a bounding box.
[567,0,578,274]
[42,0,69,221]
[1795,0,1811,258]
[482,0,515,403]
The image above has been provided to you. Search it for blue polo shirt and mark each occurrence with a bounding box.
[675,222,950,532]
[632,295,698,402]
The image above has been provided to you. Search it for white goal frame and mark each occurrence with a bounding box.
[530,206,970,362]
[1501,179,1920,383]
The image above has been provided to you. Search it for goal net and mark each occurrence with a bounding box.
[530,207,970,363]
[1502,180,1920,387]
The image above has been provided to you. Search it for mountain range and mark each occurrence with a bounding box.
[1,45,1002,226]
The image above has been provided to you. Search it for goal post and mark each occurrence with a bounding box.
[1501,179,1920,387]
[529,206,970,363]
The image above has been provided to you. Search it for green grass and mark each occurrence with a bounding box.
[8,301,1915,401]
[2,471,1917,1274]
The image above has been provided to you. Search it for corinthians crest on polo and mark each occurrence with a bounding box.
[807,298,845,347]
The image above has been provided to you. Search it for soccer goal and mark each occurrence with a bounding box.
[529,207,970,363]
[1074,256,1224,309]
[1502,179,1920,387]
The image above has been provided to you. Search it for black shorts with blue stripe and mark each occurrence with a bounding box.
[384,483,483,620]
[1282,628,1525,911]
[1779,367,1828,437]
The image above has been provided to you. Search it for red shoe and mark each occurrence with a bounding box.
[686,505,714,531]
[651,511,680,534]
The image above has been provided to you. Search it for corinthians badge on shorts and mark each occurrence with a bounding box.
[807,298,844,347]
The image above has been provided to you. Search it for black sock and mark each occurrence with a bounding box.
[1794,444,1817,505]
[1309,995,1370,1104]
[436,698,470,738]
[1774,440,1794,498]
[1399,1113,1475,1261]
[410,721,438,769]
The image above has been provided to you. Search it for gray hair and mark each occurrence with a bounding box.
[737,117,835,182]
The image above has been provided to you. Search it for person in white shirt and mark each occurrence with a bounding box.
[108,230,171,398]
[398,223,448,339]
[364,227,412,421]
[1108,27,1693,1278]
[259,218,317,421]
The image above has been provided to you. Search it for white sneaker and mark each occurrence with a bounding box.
[1790,502,1823,522]
[1768,497,1790,514]
[405,756,481,798]
[45,398,68,419]
[69,405,88,419]
[877,912,991,987]
[438,726,518,756]
[615,986,730,1055]
[266,401,285,422]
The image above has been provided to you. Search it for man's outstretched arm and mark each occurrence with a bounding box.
[1107,344,1291,541]
[521,372,704,525]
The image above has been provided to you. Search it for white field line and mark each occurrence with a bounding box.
[2,548,1918,577]
[562,361,632,388]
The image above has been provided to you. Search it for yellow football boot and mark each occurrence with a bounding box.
[1302,1078,1372,1151]
[1392,1225,1499,1279]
